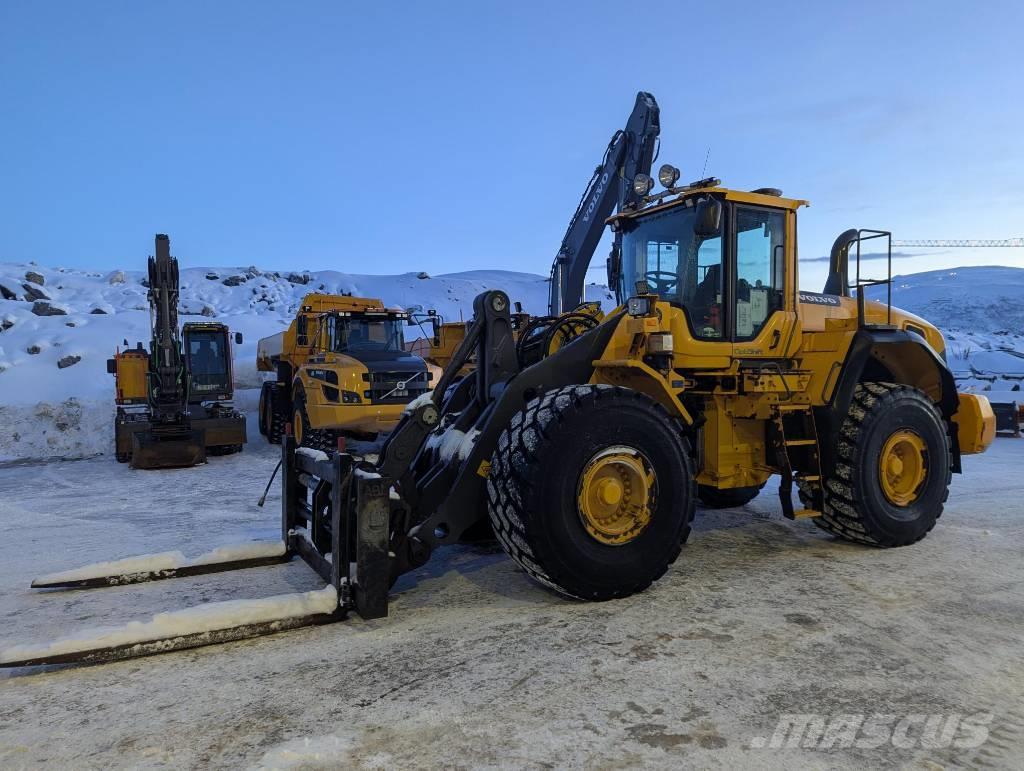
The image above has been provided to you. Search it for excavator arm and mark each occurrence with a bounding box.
[547,91,660,315]
[146,234,190,424]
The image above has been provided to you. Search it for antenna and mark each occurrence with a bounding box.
[701,147,710,178]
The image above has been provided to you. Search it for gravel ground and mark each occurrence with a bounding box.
[1,437,1022,769]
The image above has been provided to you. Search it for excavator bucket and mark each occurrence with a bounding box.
[130,428,207,469]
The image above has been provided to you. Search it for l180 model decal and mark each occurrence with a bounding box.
[799,292,841,306]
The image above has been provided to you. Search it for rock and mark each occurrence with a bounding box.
[222,275,247,287]
[65,321,76,327]
[22,283,50,301]
[90,307,107,314]
[417,271,431,279]
[246,266,261,277]
[107,270,127,285]
[201,305,217,317]
[206,272,220,280]
[31,301,67,316]
[27,345,42,354]
[0,283,18,300]
[286,272,311,285]
[1,319,13,332]
[24,270,44,286]
[57,355,81,369]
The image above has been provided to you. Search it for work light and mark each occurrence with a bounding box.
[658,164,680,188]
[632,173,654,196]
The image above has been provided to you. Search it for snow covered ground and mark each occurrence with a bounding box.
[1,437,1022,767]
[1,261,1022,462]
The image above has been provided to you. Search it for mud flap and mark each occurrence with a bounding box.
[351,470,391,619]
[131,429,206,469]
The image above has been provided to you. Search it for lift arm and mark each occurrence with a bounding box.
[146,234,190,425]
[547,91,660,315]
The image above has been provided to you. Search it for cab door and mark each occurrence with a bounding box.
[728,204,799,360]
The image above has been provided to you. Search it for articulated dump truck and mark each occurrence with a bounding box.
[3,183,996,667]
[257,294,430,449]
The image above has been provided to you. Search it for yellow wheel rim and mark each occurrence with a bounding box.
[577,446,656,546]
[878,429,928,506]
[294,409,303,445]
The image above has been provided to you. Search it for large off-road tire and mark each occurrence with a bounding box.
[697,483,764,509]
[264,385,286,445]
[258,384,270,437]
[486,384,696,601]
[809,382,952,547]
[292,391,331,451]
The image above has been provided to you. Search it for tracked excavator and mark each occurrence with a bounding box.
[1,116,998,670]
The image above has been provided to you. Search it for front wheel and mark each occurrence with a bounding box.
[813,382,952,547]
[486,385,695,601]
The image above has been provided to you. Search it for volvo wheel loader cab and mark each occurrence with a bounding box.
[257,294,430,449]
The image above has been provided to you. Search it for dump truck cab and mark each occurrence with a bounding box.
[257,294,430,447]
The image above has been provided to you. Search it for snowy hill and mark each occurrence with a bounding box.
[0,260,1020,462]
[0,261,614,460]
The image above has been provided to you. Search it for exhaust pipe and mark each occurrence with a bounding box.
[823,229,859,297]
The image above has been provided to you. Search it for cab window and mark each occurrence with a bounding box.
[734,206,785,340]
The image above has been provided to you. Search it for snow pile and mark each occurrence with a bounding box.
[0,586,337,665]
[32,540,285,586]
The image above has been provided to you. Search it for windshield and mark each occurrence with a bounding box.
[333,318,405,353]
[186,330,229,390]
[619,206,724,339]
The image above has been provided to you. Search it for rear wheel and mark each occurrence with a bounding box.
[811,382,951,546]
[265,385,285,444]
[293,391,330,450]
[697,484,764,509]
[486,384,695,601]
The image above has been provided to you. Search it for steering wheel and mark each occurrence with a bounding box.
[644,270,678,295]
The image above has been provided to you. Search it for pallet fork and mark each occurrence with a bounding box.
[0,437,395,668]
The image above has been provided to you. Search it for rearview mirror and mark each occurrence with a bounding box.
[694,198,722,237]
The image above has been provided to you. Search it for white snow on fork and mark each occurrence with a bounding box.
[0,586,338,664]
[31,540,286,586]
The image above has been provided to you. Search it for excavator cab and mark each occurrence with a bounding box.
[184,323,234,399]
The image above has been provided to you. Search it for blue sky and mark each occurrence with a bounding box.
[2,1,1022,290]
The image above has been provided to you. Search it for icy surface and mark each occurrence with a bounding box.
[0,440,1023,766]
[0,586,337,664]
[32,540,285,585]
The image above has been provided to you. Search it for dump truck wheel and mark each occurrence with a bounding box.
[811,382,951,547]
[293,391,330,450]
[265,386,285,444]
[486,384,695,601]
[697,484,763,509]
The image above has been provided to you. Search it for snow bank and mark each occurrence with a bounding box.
[0,586,337,664]
[32,540,286,585]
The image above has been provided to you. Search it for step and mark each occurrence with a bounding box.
[799,475,821,482]
[776,404,813,412]
[784,439,817,447]
[793,508,822,519]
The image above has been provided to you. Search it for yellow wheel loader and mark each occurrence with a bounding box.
[107,235,246,468]
[6,181,996,667]
[257,294,430,449]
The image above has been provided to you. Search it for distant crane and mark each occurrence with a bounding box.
[892,238,1024,247]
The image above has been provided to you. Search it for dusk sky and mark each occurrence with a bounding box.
[2,1,1022,290]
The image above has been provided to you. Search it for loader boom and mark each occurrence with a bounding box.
[547,91,660,315]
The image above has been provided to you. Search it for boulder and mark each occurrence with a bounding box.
[57,355,81,369]
[286,272,311,285]
[22,283,50,301]
[222,275,247,287]
[65,321,76,327]
[107,270,127,285]
[417,271,430,279]
[206,272,220,280]
[31,301,67,316]
[201,305,217,317]
[1,319,13,332]
[24,270,44,286]
[27,344,42,354]
[0,283,18,300]
[90,307,107,314]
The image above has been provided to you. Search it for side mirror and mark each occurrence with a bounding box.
[694,198,722,237]
[106,358,117,374]
[234,332,243,345]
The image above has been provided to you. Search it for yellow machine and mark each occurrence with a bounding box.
[8,176,998,667]
[257,293,430,448]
